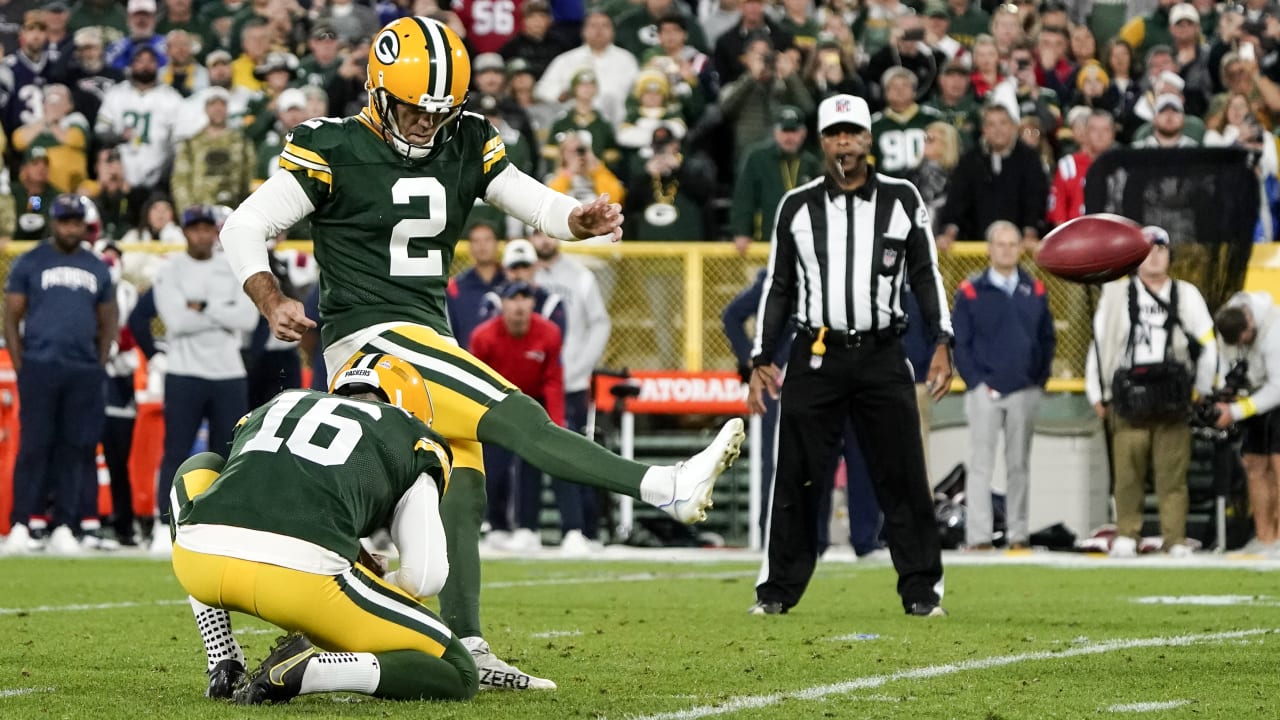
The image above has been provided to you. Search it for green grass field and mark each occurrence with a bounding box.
[2,553,1278,719]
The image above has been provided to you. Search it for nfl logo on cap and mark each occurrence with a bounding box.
[818,94,872,134]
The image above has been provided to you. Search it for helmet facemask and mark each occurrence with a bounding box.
[370,84,467,161]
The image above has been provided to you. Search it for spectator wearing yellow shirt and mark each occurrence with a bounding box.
[11,84,90,193]
[230,18,271,93]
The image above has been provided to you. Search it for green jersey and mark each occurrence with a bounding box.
[280,111,511,346]
[180,388,451,562]
[870,105,943,178]
[925,94,982,151]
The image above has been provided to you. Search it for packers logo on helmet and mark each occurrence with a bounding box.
[365,16,471,160]
[331,353,436,427]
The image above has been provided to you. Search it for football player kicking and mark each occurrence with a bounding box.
[219,16,745,691]
[171,355,476,704]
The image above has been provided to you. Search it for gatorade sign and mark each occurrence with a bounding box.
[593,371,749,415]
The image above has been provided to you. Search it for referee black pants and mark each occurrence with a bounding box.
[756,337,944,613]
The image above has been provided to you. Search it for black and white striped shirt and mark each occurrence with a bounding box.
[751,172,953,364]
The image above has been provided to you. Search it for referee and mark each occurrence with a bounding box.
[748,94,953,618]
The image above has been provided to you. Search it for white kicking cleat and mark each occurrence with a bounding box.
[462,637,557,691]
[661,418,746,523]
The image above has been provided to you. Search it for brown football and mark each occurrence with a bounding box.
[1037,214,1150,283]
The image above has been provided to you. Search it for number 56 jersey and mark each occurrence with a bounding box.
[280,111,511,346]
[178,388,453,565]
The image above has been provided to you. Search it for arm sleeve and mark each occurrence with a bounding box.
[729,153,762,238]
[127,288,158,359]
[1020,153,1050,236]
[4,254,29,295]
[751,198,798,363]
[533,55,569,106]
[1038,293,1057,386]
[152,267,218,336]
[1117,18,1145,52]
[171,140,193,213]
[577,272,611,370]
[205,272,262,333]
[384,472,449,599]
[1046,158,1069,228]
[483,164,580,241]
[1085,295,1109,405]
[904,186,954,344]
[1181,283,1217,397]
[1233,328,1280,420]
[543,326,565,426]
[722,271,764,366]
[591,164,626,204]
[718,74,755,117]
[1085,341,1102,405]
[952,291,976,386]
[220,171,317,286]
[937,159,971,235]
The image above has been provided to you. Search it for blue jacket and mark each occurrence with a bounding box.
[446,266,507,349]
[722,269,791,372]
[953,268,1056,394]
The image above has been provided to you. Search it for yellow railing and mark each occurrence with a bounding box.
[4,238,1257,393]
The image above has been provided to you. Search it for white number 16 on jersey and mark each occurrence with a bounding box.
[389,177,447,277]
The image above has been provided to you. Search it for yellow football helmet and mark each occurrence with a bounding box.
[331,353,436,427]
[365,16,472,160]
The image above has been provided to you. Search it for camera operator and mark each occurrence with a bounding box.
[1213,291,1280,552]
[1085,228,1216,558]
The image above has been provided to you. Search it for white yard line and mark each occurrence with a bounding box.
[826,632,882,642]
[530,630,583,639]
[0,569,800,617]
[1133,595,1278,606]
[626,628,1275,720]
[0,687,54,699]
[1105,700,1193,713]
[0,599,187,616]
[483,569,760,589]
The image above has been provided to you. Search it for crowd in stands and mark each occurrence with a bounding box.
[0,0,1276,249]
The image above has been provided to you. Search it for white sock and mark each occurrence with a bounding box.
[299,652,381,695]
[639,466,677,507]
[189,597,245,671]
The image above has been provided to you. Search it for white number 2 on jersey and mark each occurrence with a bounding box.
[241,391,381,466]
[389,177,447,277]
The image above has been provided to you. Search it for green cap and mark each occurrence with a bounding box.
[774,105,805,131]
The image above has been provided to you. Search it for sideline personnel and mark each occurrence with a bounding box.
[748,94,953,617]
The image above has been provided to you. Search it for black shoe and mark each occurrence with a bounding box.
[234,634,315,705]
[747,601,787,615]
[206,659,246,699]
[906,602,948,617]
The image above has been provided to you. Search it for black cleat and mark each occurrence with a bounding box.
[747,601,787,615]
[206,659,246,699]
[906,602,948,617]
[234,634,315,705]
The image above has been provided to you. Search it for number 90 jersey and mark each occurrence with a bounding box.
[178,389,453,563]
[280,111,511,346]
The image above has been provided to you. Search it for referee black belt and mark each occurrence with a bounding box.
[800,327,900,348]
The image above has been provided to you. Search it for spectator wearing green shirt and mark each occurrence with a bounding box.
[729,105,822,253]
[926,61,981,150]
[614,0,708,61]
[1117,0,1180,64]
[945,0,989,49]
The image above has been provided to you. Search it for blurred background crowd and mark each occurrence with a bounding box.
[0,0,1276,253]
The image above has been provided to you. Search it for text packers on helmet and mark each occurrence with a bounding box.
[331,353,437,427]
[365,16,471,160]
